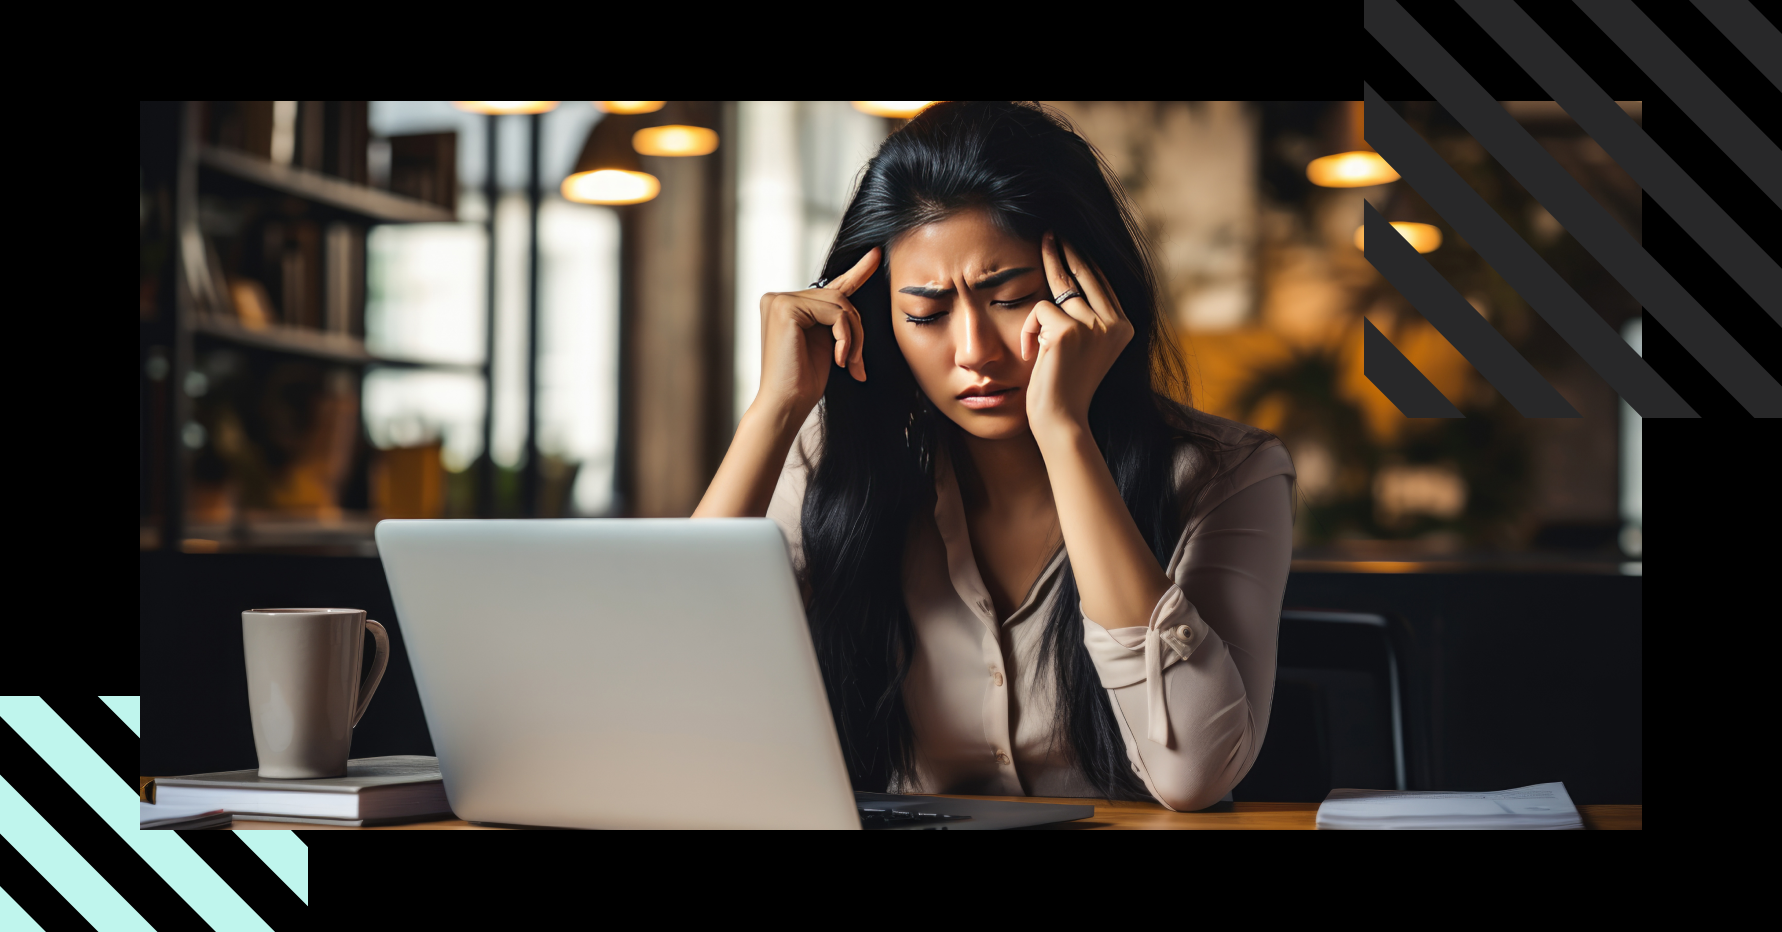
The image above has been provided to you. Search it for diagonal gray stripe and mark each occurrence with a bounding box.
[1364,204,1580,417]
[1364,88,1695,417]
[1569,0,1782,208]
[1364,318,1464,418]
[1461,0,1782,319]
[1365,0,1782,417]
[1689,0,1782,92]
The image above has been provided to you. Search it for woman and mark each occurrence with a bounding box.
[695,101,1293,811]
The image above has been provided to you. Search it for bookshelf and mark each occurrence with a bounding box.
[140,101,464,555]
[197,145,454,224]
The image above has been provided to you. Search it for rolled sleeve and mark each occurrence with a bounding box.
[1081,585,1212,746]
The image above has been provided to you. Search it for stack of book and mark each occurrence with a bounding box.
[139,802,232,831]
[149,755,451,827]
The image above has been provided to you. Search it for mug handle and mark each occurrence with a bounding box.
[352,620,391,728]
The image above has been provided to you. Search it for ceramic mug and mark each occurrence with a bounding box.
[242,608,390,779]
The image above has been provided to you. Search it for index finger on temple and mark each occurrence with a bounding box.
[832,247,882,296]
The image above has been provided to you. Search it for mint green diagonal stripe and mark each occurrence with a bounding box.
[98,697,139,738]
[0,774,151,932]
[0,880,47,931]
[96,693,307,904]
[0,698,272,932]
[233,830,308,904]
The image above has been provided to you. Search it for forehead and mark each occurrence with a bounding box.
[888,210,1036,282]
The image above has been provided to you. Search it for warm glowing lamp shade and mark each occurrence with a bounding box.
[629,102,720,157]
[852,101,937,118]
[563,169,660,205]
[1307,151,1400,187]
[1354,221,1443,254]
[633,125,719,157]
[563,113,659,205]
[452,101,560,115]
[596,101,666,114]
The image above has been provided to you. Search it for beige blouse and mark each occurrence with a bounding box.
[767,407,1295,812]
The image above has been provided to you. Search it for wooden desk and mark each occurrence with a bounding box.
[226,797,1642,830]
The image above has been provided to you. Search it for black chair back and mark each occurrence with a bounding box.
[1231,611,1406,802]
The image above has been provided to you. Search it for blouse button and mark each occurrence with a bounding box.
[995,750,1011,765]
[991,670,1004,687]
[1176,625,1192,643]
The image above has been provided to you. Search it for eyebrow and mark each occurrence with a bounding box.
[897,267,1037,298]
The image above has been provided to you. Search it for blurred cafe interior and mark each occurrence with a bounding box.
[138,101,1642,804]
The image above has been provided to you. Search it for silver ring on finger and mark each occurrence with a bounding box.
[809,277,832,289]
[1052,288,1084,305]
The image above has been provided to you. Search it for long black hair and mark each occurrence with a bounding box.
[801,101,1213,798]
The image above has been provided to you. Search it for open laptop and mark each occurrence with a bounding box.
[375,518,1094,830]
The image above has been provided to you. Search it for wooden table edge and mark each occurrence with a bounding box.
[143,777,1639,830]
[218,801,1641,831]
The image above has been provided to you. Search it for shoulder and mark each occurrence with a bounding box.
[766,404,826,572]
[1164,406,1295,523]
[786,403,825,475]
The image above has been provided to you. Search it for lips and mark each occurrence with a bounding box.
[956,385,1020,410]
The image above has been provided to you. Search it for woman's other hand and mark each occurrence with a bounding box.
[757,247,881,418]
[1020,233,1134,443]
[693,247,879,518]
[1021,231,1167,630]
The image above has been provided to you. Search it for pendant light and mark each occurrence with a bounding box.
[596,101,665,115]
[1307,100,1398,188]
[630,100,719,157]
[1309,151,1399,187]
[562,112,660,205]
[852,101,937,119]
[452,101,560,115]
[1353,221,1443,254]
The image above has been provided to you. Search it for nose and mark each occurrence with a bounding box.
[953,301,1004,372]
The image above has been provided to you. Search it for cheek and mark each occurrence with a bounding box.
[892,322,952,388]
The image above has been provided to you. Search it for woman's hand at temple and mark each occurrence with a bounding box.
[757,247,881,416]
[1020,232,1168,629]
[693,247,880,519]
[1020,233,1134,444]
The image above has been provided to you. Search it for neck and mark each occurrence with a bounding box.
[956,428,1053,514]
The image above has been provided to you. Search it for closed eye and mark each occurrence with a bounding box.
[904,310,950,325]
[992,291,1038,309]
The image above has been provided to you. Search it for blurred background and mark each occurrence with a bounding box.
[138,100,1641,568]
[138,101,1644,801]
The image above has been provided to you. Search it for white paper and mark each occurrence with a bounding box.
[1316,782,1583,830]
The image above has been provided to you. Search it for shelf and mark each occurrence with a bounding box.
[152,515,380,557]
[191,314,479,371]
[197,146,455,224]
[193,314,372,364]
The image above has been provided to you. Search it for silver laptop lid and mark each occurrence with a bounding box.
[375,518,859,829]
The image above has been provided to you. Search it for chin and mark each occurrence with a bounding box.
[948,407,1031,441]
